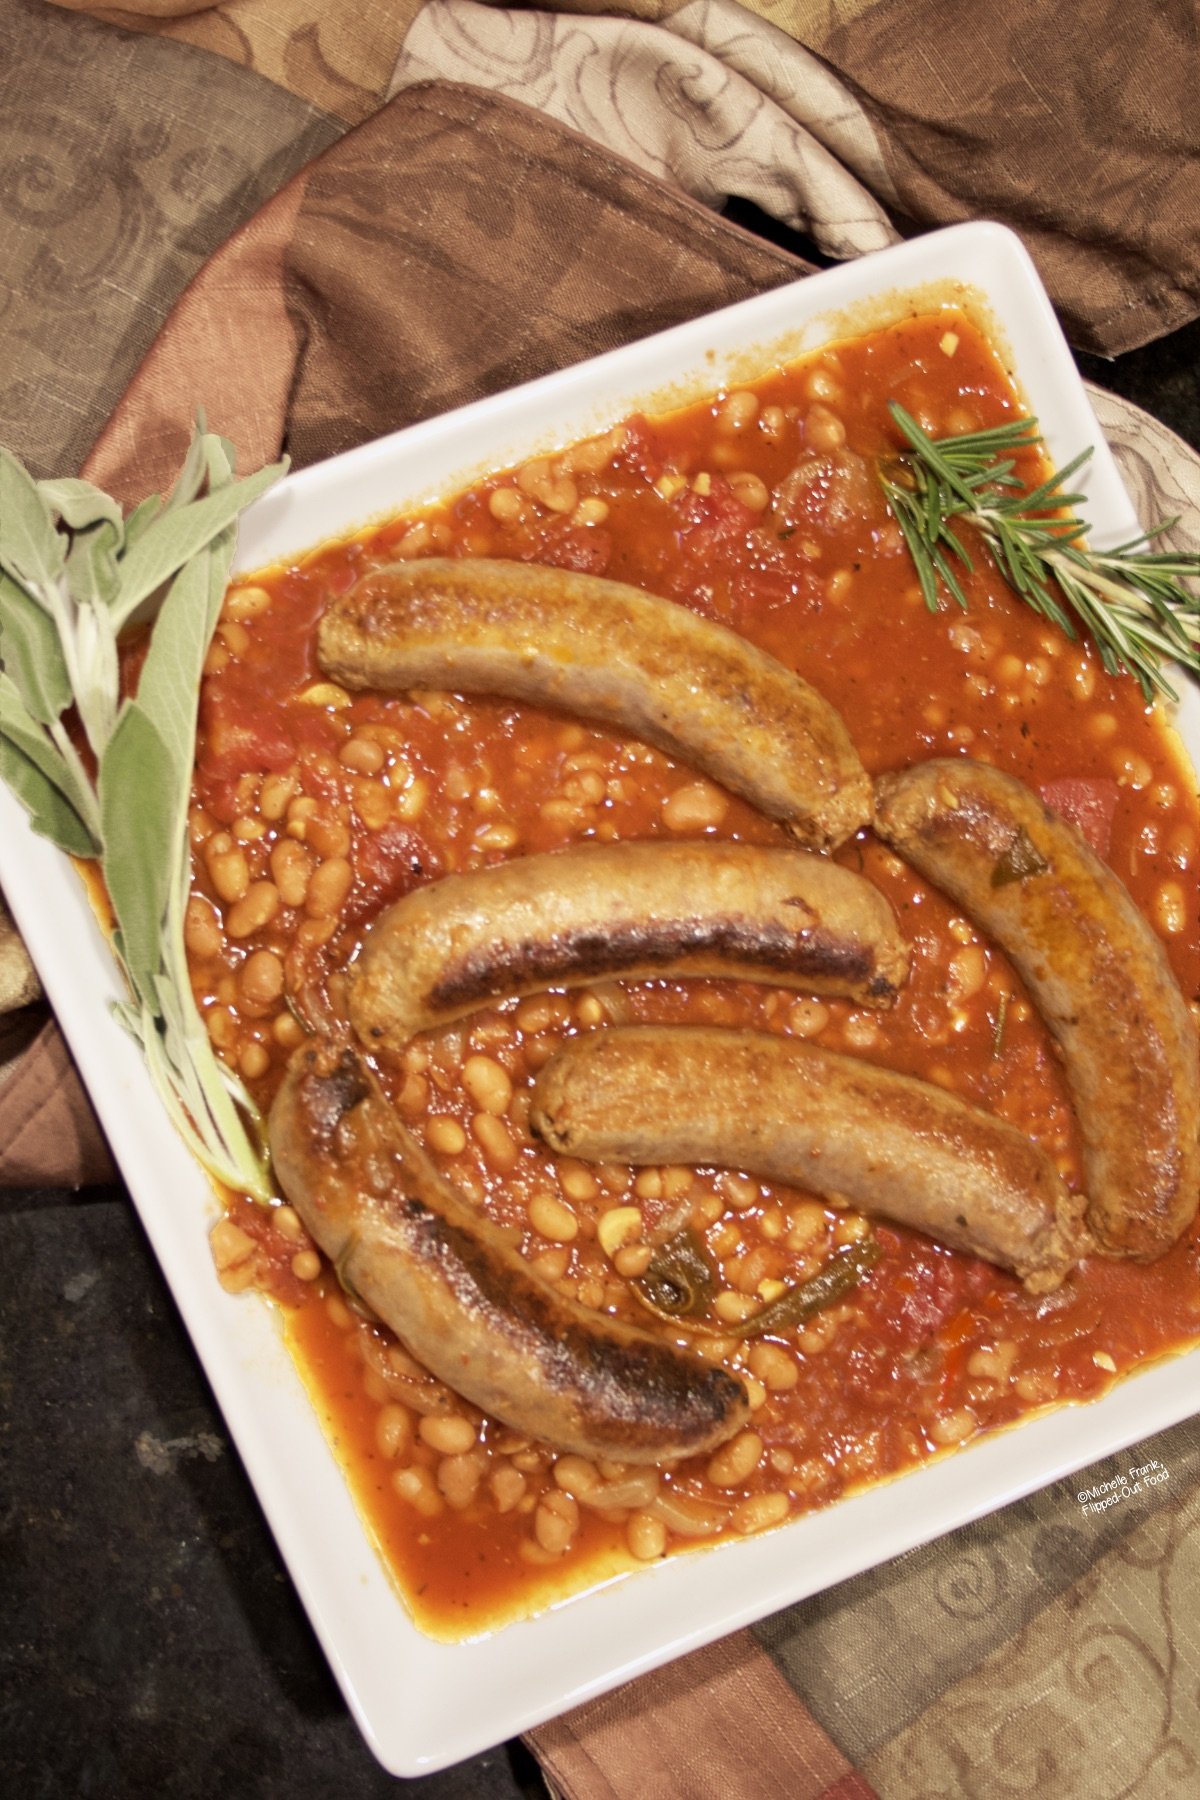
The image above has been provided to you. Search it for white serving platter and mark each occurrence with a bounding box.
[4,220,1199,1777]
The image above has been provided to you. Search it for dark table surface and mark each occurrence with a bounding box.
[3,278,1199,1799]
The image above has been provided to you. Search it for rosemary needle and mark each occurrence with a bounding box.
[878,403,1200,702]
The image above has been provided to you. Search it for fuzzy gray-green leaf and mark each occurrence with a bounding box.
[0,671,100,842]
[113,461,286,627]
[167,424,213,511]
[202,434,236,490]
[38,477,125,538]
[0,568,71,723]
[0,447,66,590]
[133,551,213,788]
[65,519,122,609]
[0,727,97,857]
[124,493,164,546]
[97,703,178,1005]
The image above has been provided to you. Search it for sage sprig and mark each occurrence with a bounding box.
[879,405,1200,702]
[0,425,287,1201]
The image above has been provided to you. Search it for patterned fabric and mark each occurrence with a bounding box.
[1,0,341,480]
[46,0,1200,353]
[4,11,1200,1797]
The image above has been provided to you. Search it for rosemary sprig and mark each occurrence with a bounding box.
[0,426,287,1201]
[879,404,1200,702]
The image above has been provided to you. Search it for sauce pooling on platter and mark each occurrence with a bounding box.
[190,310,1200,1636]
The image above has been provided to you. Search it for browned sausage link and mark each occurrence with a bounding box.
[318,557,872,850]
[874,758,1200,1261]
[531,1025,1083,1293]
[349,840,909,1052]
[269,1039,748,1462]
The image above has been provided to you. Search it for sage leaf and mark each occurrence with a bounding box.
[0,728,97,858]
[122,551,211,785]
[97,702,179,1006]
[0,568,71,723]
[167,423,214,510]
[113,462,286,627]
[0,448,66,591]
[0,671,100,845]
[0,423,286,1204]
[38,477,125,538]
[202,435,237,490]
[124,493,164,545]
[71,596,121,755]
[66,519,122,609]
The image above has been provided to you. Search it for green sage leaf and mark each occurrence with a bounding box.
[70,593,121,756]
[112,461,286,627]
[123,493,165,545]
[0,424,287,1205]
[167,422,214,510]
[37,477,125,538]
[65,519,122,610]
[0,725,97,858]
[0,671,100,846]
[0,740,96,857]
[0,568,71,723]
[97,703,179,1005]
[124,551,212,784]
[0,447,66,591]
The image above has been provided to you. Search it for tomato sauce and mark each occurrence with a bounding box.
[188,310,1200,1638]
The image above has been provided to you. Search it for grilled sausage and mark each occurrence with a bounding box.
[269,1038,748,1463]
[318,557,872,849]
[874,758,1200,1261]
[531,1025,1083,1292]
[349,839,909,1052]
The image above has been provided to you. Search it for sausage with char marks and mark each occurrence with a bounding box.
[269,1038,749,1463]
[349,839,909,1053]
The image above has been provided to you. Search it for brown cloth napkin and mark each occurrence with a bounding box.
[49,0,1200,354]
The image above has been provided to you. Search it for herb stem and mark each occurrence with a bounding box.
[48,715,102,840]
[43,575,117,757]
[881,403,1200,702]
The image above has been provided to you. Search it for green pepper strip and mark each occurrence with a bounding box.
[633,1227,715,1323]
[728,1240,881,1339]
[633,1228,880,1339]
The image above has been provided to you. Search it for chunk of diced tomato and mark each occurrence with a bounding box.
[673,478,755,560]
[343,821,435,927]
[1039,776,1120,856]
[200,709,296,780]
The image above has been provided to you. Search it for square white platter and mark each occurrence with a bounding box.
[3,220,1199,1777]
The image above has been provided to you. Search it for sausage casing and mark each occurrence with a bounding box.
[531,1025,1082,1292]
[349,839,909,1051]
[874,757,1200,1261]
[318,557,872,849]
[269,1038,748,1463]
